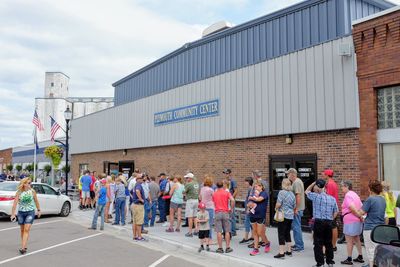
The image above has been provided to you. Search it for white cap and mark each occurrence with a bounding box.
[184,173,194,179]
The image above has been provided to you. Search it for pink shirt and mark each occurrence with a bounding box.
[200,186,215,210]
[341,190,362,224]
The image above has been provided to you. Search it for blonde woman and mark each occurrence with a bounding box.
[104,176,113,223]
[382,181,397,226]
[166,176,184,232]
[10,177,41,254]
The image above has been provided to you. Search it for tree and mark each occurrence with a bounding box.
[25,164,34,172]
[44,164,52,176]
[16,165,22,172]
[61,165,70,175]
[6,164,13,172]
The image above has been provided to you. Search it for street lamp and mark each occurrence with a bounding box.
[64,106,72,196]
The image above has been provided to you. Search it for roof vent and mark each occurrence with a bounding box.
[202,21,233,38]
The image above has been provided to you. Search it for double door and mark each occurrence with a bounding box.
[103,161,135,178]
[269,154,317,231]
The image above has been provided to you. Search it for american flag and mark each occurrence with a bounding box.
[32,110,44,131]
[50,116,61,141]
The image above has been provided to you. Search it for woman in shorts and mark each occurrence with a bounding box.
[10,177,41,254]
[166,176,184,233]
[248,182,270,256]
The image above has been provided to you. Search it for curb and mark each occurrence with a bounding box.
[68,211,269,267]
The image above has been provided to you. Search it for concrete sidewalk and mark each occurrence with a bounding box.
[69,202,358,267]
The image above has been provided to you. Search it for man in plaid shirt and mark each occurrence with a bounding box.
[306,179,338,267]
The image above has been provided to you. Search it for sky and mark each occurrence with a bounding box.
[0,0,399,150]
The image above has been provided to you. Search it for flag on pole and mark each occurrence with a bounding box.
[50,116,61,141]
[32,110,44,131]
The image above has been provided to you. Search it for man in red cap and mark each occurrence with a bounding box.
[322,169,339,251]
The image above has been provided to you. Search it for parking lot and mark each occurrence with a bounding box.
[0,216,203,267]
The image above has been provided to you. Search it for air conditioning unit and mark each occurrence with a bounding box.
[338,43,352,56]
[202,21,233,38]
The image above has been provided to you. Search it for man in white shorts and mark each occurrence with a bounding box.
[184,173,199,237]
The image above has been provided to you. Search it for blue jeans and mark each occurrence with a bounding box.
[114,197,126,225]
[206,208,214,239]
[91,204,105,229]
[230,206,237,234]
[244,213,252,233]
[144,200,151,226]
[149,201,157,226]
[158,197,166,221]
[292,210,304,249]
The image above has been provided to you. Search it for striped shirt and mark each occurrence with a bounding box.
[306,192,338,220]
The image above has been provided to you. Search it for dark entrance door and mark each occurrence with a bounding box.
[118,161,135,178]
[103,161,119,175]
[269,154,317,231]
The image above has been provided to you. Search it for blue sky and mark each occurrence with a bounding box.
[0,0,399,149]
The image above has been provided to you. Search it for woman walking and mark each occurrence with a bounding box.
[166,176,184,232]
[340,180,364,265]
[10,177,41,254]
[356,180,386,267]
[274,178,296,259]
[382,181,397,226]
[199,175,215,243]
[239,177,254,244]
[248,182,270,256]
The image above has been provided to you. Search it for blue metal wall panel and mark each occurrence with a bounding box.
[114,0,392,105]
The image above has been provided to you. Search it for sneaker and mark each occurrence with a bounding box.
[333,246,337,252]
[121,224,126,226]
[206,245,210,252]
[162,222,169,227]
[156,220,164,223]
[165,228,174,233]
[141,230,148,234]
[250,248,260,256]
[231,232,237,237]
[341,258,353,265]
[247,242,255,248]
[292,246,304,252]
[175,228,180,232]
[193,231,199,236]
[198,246,204,253]
[100,228,104,231]
[225,247,233,253]
[185,232,193,237]
[353,256,364,263]
[136,237,146,242]
[273,253,285,259]
[239,238,249,244]
[88,227,96,230]
[285,251,292,257]
[259,241,266,247]
[112,223,119,225]
[264,242,271,253]
[216,248,224,253]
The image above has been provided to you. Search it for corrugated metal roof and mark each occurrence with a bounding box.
[113,0,394,106]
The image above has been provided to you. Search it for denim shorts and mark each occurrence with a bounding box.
[17,210,35,225]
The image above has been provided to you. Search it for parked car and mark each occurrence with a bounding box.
[371,224,400,267]
[0,181,71,217]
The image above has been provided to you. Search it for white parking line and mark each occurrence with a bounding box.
[0,233,102,265]
[148,255,170,267]
[0,219,63,232]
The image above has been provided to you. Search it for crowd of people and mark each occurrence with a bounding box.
[78,167,399,267]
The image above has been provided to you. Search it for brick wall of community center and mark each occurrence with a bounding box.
[353,9,400,198]
[72,129,360,200]
[0,148,12,172]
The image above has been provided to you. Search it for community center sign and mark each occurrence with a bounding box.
[154,99,219,126]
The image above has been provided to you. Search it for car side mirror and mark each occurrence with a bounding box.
[371,225,400,246]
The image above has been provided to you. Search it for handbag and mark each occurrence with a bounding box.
[162,182,172,200]
[274,209,284,222]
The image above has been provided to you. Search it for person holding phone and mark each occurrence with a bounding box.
[10,177,41,254]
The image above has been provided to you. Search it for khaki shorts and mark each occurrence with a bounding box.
[185,199,199,218]
[132,204,144,225]
[215,212,230,233]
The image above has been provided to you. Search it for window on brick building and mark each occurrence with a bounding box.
[377,86,400,129]
[79,164,89,175]
[380,143,400,191]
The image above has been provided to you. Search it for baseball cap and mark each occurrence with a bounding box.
[222,168,231,174]
[184,172,194,179]
[323,169,334,177]
[286,168,297,175]
[158,173,166,177]
[100,179,107,184]
[198,202,206,209]
[315,179,326,189]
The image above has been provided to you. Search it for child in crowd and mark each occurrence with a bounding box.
[197,202,210,252]
[247,189,260,214]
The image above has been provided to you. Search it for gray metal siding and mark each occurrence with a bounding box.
[71,36,360,154]
[113,0,390,106]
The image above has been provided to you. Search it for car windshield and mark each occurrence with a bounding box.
[0,183,18,191]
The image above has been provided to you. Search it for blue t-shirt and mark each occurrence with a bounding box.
[362,195,386,230]
[81,175,92,192]
[159,179,167,193]
[98,187,107,205]
[132,183,145,204]
[250,191,268,219]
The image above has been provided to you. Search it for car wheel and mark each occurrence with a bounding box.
[60,202,71,217]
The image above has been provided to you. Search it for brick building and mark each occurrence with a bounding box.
[0,148,12,173]
[70,0,397,228]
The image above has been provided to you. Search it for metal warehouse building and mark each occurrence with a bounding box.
[70,0,398,227]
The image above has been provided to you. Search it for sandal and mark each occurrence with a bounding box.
[165,227,174,232]
[216,248,224,253]
[18,248,27,255]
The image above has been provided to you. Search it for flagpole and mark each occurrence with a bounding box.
[33,127,37,182]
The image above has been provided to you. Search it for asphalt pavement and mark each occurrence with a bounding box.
[0,216,203,267]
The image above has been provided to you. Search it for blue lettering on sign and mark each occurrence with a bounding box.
[154,99,219,126]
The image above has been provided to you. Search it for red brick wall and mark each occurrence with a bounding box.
[0,148,12,172]
[353,9,400,198]
[72,129,360,200]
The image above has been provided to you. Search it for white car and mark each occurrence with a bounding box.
[0,181,71,217]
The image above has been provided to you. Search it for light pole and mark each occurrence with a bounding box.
[64,106,72,196]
